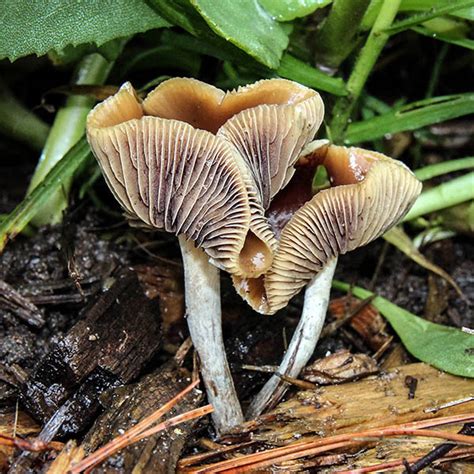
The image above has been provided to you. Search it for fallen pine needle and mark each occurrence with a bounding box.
[130,405,213,444]
[70,379,208,473]
[336,446,474,473]
[0,433,63,453]
[180,413,474,472]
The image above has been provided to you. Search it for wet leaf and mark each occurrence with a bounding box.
[332,280,474,378]
[189,0,289,68]
[0,0,169,61]
[259,0,332,21]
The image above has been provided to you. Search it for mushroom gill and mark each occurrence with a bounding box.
[233,145,423,314]
[86,82,272,278]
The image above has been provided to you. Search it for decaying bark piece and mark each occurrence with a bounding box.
[21,271,162,436]
[241,364,474,445]
[81,363,203,473]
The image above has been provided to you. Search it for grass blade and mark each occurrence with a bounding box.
[277,54,347,96]
[414,157,474,181]
[385,0,474,35]
[345,93,474,144]
[0,137,92,253]
[403,172,474,221]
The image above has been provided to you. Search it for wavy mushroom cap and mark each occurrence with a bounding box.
[233,145,422,314]
[87,82,274,277]
[143,77,324,210]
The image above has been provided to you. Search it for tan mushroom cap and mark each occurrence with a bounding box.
[143,77,324,210]
[86,82,273,277]
[233,145,422,314]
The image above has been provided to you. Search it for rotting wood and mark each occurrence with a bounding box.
[243,363,474,445]
[80,362,203,473]
[21,270,162,437]
[180,364,474,472]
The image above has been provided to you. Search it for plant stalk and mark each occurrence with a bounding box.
[247,258,338,419]
[314,0,371,71]
[0,80,50,151]
[0,138,92,253]
[329,0,401,143]
[414,157,474,181]
[178,235,243,434]
[403,172,474,221]
[27,53,113,226]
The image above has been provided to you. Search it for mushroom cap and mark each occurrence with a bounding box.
[87,82,272,277]
[87,78,325,278]
[233,145,422,314]
[142,77,324,254]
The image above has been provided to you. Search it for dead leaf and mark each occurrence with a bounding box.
[301,350,378,384]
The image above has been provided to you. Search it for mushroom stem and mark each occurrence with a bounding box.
[246,257,338,419]
[178,235,244,434]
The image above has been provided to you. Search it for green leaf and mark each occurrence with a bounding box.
[345,93,474,144]
[0,137,92,252]
[189,0,289,68]
[0,0,169,61]
[147,0,210,37]
[332,280,474,378]
[259,0,332,21]
[278,53,348,96]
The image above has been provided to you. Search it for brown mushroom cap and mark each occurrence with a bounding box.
[87,82,273,277]
[233,145,422,314]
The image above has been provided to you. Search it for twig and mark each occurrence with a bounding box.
[403,422,474,473]
[336,447,474,473]
[424,396,474,413]
[321,295,375,338]
[179,441,257,468]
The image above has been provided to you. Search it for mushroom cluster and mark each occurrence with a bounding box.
[87,78,421,433]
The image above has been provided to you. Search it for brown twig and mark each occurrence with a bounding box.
[336,446,474,473]
[70,379,202,473]
[403,422,474,473]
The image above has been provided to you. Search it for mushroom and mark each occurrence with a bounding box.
[235,143,422,418]
[86,78,323,433]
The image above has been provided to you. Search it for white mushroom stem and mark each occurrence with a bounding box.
[246,257,338,419]
[178,235,244,434]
